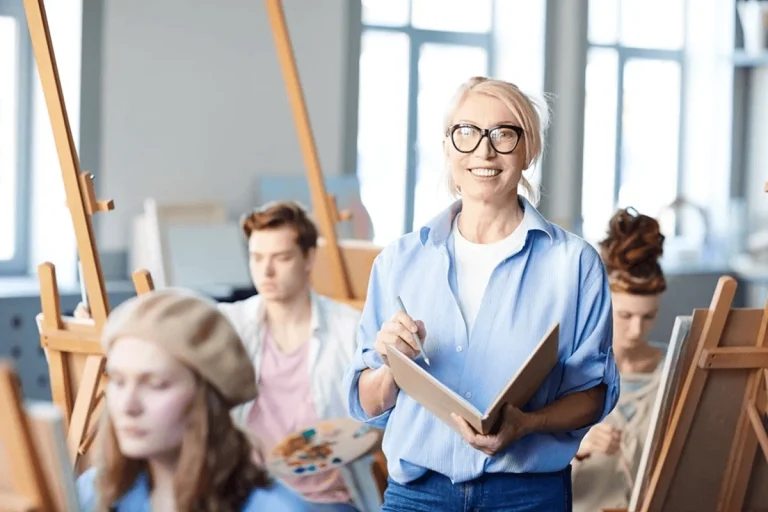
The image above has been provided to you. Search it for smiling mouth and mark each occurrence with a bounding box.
[120,427,148,437]
[469,168,502,178]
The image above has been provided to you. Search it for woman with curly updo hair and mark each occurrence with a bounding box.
[572,207,668,512]
[75,289,312,511]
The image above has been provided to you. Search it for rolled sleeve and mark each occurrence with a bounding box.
[342,252,394,429]
[556,255,620,428]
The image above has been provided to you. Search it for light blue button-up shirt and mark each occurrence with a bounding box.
[76,467,314,511]
[342,197,619,484]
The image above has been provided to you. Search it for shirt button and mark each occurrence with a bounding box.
[465,392,472,399]
[456,346,463,352]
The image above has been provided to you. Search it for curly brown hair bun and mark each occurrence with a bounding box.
[598,207,667,295]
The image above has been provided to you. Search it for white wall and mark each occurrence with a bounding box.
[98,0,357,252]
[744,68,768,228]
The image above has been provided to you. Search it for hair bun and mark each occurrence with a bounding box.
[599,207,667,295]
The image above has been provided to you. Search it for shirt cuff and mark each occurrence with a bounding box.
[347,369,391,429]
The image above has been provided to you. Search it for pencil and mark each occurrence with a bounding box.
[395,296,430,366]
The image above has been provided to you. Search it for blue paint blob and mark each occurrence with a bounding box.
[331,457,342,464]
[294,467,305,474]
[307,465,316,472]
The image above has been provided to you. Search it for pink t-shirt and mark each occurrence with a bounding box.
[246,330,351,505]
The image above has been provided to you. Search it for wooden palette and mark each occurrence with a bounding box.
[266,417,380,479]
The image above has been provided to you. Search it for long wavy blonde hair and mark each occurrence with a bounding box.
[94,378,270,511]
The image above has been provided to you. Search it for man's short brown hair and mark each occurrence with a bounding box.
[240,201,318,255]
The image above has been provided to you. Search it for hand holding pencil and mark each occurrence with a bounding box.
[374,297,428,366]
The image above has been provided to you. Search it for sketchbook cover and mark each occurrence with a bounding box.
[387,323,559,436]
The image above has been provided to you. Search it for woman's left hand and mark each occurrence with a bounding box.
[451,404,533,456]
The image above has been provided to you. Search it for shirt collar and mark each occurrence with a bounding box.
[419,195,554,247]
[255,291,323,335]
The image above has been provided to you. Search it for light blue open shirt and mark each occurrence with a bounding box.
[342,197,620,485]
[76,467,314,511]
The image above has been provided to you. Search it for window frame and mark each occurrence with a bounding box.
[362,0,495,235]
[589,42,686,210]
[583,3,688,238]
[0,0,33,276]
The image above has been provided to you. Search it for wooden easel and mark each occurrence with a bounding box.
[632,275,768,511]
[265,0,381,310]
[0,362,55,512]
[22,0,155,471]
[264,1,387,496]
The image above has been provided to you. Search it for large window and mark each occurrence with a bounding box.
[581,0,687,243]
[0,0,32,275]
[357,0,494,245]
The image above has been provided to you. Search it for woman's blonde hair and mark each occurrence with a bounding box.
[95,378,270,511]
[443,76,549,206]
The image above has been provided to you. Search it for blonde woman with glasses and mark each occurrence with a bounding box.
[343,76,620,511]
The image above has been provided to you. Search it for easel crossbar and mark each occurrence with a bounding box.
[698,347,768,369]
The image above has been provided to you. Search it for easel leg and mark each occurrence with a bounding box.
[46,351,72,425]
[132,269,154,295]
[66,356,104,468]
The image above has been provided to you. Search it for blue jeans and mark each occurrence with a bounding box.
[382,467,572,512]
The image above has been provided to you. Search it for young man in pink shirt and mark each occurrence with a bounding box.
[220,201,380,512]
[74,201,379,511]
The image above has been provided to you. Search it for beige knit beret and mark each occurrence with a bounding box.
[101,288,257,407]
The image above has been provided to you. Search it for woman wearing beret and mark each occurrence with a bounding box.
[76,289,312,511]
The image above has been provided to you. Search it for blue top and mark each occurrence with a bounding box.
[76,467,314,511]
[342,197,620,484]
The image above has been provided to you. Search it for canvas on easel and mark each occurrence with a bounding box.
[0,361,79,512]
[633,276,768,512]
[627,315,692,511]
[387,324,559,435]
[22,0,155,473]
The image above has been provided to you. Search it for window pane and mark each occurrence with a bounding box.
[588,0,619,45]
[493,0,546,93]
[620,0,685,50]
[617,59,681,222]
[356,31,410,246]
[581,48,618,244]
[413,43,487,229]
[411,0,492,33]
[362,0,410,27]
[0,17,18,261]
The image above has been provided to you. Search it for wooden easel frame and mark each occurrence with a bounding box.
[636,276,768,511]
[22,0,155,470]
[0,362,55,512]
[264,0,380,309]
[264,1,387,496]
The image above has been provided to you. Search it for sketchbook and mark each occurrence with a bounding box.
[386,323,559,435]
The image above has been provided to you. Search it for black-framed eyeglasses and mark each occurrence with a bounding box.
[446,123,523,155]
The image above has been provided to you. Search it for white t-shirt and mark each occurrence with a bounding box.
[452,214,526,334]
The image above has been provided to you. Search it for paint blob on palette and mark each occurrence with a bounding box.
[267,417,380,479]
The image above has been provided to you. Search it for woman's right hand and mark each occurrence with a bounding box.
[576,423,622,459]
[73,302,92,320]
[374,311,427,366]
